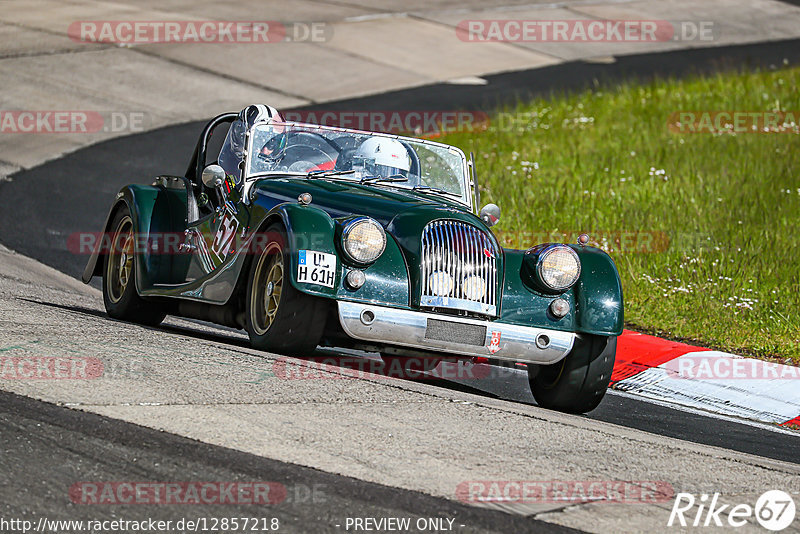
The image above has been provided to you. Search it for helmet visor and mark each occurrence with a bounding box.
[258,131,287,162]
[357,158,408,179]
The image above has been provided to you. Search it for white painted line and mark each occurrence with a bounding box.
[614,351,800,425]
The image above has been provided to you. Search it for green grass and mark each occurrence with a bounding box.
[442,65,800,363]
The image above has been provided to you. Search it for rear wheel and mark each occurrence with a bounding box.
[102,207,166,326]
[529,335,616,414]
[245,223,327,355]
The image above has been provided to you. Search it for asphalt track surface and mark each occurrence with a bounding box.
[1,38,800,530]
[0,389,579,534]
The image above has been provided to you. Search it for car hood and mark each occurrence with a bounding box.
[251,177,476,228]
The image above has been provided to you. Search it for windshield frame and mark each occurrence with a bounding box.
[243,120,474,211]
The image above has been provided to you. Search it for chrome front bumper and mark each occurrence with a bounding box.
[337,301,575,365]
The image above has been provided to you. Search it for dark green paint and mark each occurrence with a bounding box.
[85,175,623,336]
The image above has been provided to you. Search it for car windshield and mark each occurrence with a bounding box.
[245,121,471,207]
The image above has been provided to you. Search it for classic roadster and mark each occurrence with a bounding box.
[82,104,623,413]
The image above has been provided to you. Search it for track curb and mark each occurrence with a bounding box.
[612,330,800,427]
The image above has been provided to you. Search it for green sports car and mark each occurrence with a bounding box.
[82,104,623,413]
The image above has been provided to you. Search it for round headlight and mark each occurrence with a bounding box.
[462,275,486,301]
[342,218,386,263]
[537,245,581,291]
[429,271,454,296]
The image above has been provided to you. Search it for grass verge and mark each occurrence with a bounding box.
[443,65,800,363]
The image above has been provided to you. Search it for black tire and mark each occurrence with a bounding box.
[529,335,616,414]
[245,223,327,355]
[102,206,166,326]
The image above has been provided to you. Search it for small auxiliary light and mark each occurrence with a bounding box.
[549,297,570,318]
[346,269,366,289]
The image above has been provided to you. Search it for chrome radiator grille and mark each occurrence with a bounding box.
[420,220,498,316]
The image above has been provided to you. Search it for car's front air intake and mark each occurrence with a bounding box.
[420,220,498,316]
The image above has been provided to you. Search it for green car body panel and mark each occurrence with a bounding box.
[85,176,623,337]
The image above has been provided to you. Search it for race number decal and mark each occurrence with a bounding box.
[297,250,337,288]
[211,212,239,260]
[488,331,502,354]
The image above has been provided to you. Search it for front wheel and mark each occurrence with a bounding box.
[529,335,616,414]
[245,223,327,355]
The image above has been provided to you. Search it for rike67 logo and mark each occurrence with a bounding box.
[668,490,796,531]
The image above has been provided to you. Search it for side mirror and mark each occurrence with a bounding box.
[201,164,225,189]
[479,203,501,227]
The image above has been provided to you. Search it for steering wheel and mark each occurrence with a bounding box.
[281,145,336,172]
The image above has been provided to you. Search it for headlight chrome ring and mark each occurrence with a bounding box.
[342,217,387,264]
[536,245,581,291]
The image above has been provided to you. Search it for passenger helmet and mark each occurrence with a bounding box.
[353,137,411,178]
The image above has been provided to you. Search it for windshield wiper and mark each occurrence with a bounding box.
[360,174,408,184]
[412,185,461,198]
[307,169,355,179]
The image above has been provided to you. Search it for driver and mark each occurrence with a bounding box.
[256,122,288,168]
[352,137,411,179]
[218,104,282,181]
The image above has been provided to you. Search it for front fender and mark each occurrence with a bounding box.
[256,201,409,307]
[499,245,623,337]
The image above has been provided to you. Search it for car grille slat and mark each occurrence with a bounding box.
[420,220,498,316]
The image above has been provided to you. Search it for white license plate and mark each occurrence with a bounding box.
[297,250,337,288]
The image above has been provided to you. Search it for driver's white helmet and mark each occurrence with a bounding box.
[354,137,411,178]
